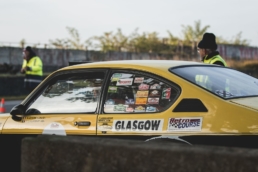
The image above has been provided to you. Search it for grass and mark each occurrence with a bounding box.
[226,59,258,78]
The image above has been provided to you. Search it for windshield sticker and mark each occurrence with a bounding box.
[167,117,202,131]
[149,90,160,97]
[104,105,115,112]
[114,104,127,112]
[134,105,146,112]
[161,88,171,99]
[42,122,66,136]
[113,119,164,132]
[116,78,133,86]
[113,73,123,78]
[106,99,115,105]
[125,99,135,105]
[144,78,154,83]
[111,77,119,82]
[150,84,161,90]
[136,91,149,97]
[138,84,149,90]
[135,98,148,104]
[108,86,117,93]
[126,106,134,112]
[146,106,157,112]
[147,98,159,104]
[134,77,144,83]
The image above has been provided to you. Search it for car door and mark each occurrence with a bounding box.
[97,70,181,136]
[2,69,108,136]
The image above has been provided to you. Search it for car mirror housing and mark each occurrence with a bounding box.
[10,104,25,121]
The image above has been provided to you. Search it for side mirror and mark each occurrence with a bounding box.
[10,104,25,121]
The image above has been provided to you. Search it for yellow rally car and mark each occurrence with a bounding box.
[2,60,258,148]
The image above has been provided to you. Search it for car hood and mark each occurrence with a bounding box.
[229,97,258,111]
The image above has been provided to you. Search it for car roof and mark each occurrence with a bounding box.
[60,60,206,71]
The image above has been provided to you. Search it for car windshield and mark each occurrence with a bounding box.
[169,65,258,99]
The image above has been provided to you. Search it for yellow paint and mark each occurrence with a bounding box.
[1,60,257,136]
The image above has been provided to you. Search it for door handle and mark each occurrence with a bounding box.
[74,121,91,126]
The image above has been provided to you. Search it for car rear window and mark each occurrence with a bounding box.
[169,65,258,99]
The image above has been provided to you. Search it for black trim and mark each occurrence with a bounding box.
[173,98,208,112]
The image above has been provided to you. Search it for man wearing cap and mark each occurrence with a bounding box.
[196,33,230,92]
[21,46,43,92]
[197,32,227,67]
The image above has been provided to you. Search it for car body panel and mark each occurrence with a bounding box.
[0,114,10,133]
[229,97,258,111]
[3,60,258,139]
[2,114,97,135]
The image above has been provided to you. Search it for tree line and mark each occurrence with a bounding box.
[21,20,249,53]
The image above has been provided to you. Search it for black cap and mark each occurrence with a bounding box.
[198,33,217,50]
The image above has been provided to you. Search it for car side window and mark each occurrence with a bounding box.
[26,71,105,114]
[104,72,179,113]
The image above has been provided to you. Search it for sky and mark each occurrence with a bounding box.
[0,0,258,47]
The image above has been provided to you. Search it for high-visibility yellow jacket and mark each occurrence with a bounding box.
[25,56,43,76]
[203,54,227,67]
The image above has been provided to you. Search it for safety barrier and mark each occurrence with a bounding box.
[21,135,258,172]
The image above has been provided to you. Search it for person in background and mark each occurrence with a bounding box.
[196,33,230,92]
[197,32,227,67]
[21,46,43,92]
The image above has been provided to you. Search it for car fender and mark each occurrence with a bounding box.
[0,114,11,133]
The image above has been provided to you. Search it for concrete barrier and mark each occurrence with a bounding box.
[21,135,258,172]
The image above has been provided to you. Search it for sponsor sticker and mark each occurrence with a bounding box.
[135,98,148,104]
[161,88,171,99]
[98,117,113,123]
[138,84,149,90]
[98,125,113,130]
[149,90,160,97]
[105,99,115,105]
[167,117,202,131]
[146,106,157,112]
[42,122,66,136]
[125,99,135,105]
[136,91,149,97]
[126,106,134,112]
[113,73,122,78]
[104,105,115,112]
[150,83,161,90]
[147,98,159,104]
[108,86,117,93]
[134,77,144,83]
[116,78,133,86]
[144,78,154,83]
[134,105,146,112]
[112,119,164,132]
[114,104,127,112]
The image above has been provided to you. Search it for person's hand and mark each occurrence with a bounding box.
[21,68,26,73]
